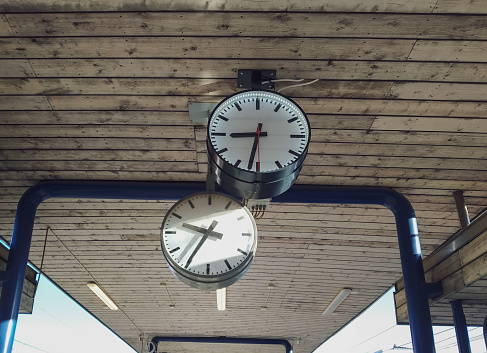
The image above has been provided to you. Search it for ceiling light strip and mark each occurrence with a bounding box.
[87,282,119,310]
[217,287,226,311]
[322,288,352,317]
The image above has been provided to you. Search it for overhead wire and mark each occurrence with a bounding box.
[277,79,320,93]
[260,78,320,93]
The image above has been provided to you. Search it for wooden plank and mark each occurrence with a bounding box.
[3,96,487,119]
[370,116,487,133]
[305,154,487,170]
[0,125,194,138]
[0,170,206,182]
[299,98,487,118]
[0,111,195,125]
[0,137,196,151]
[0,78,235,96]
[0,111,374,130]
[296,175,487,190]
[408,40,487,62]
[0,37,415,60]
[0,78,392,99]
[6,13,487,39]
[23,213,400,226]
[0,95,51,109]
[305,166,487,181]
[308,129,487,145]
[0,15,13,36]
[434,0,487,14]
[0,0,438,13]
[25,59,487,83]
[0,59,36,77]
[388,82,487,101]
[0,160,198,172]
[395,224,487,322]
[0,149,197,162]
[309,142,487,159]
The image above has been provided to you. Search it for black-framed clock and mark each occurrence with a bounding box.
[207,90,310,199]
[160,192,257,290]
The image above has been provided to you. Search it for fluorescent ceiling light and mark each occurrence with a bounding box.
[217,287,226,311]
[87,282,119,310]
[322,288,352,317]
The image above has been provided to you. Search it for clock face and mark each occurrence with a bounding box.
[160,192,257,289]
[208,90,310,174]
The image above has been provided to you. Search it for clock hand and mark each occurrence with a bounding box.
[230,131,268,138]
[182,222,223,240]
[247,123,263,170]
[257,125,261,172]
[184,220,218,269]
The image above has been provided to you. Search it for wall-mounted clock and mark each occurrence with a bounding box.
[160,192,257,290]
[207,90,310,199]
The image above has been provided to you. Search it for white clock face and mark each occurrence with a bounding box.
[161,192,257,283]
[208,91,310,173]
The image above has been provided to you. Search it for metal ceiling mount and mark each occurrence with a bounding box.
[237,69,276,89]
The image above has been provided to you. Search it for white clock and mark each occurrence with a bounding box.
[160,192,257,290]
[207,90,310,199]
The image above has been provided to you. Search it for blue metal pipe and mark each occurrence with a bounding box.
[451,300,471,353]
[0,181,435,353]
[483,314,487,350]
[151,336,293,353]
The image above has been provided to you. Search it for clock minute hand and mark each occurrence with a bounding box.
[230,131,268,138]
[247,123,263,170]
[182,222,223,240]
[184,220,218,269]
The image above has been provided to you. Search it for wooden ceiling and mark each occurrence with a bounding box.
[1,1,487,353]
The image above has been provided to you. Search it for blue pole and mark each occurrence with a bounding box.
[151,336,293,353]
[484,314,487,350]
[274,185,436,353]
[0,181,435,353]
[451,300,472,353]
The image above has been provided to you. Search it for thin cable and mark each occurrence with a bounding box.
[47,227,144,334]
[161,282,176,307]
[261,284,273,309]
[38,227,50,276]
[278,79,320,93]
[263,79,305,84]
[350,324,398,350]
[396,326,455,348]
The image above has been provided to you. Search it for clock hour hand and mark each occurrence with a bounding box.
[182,222,223,240]
[185,220,218,269]
[247,123,263,170]
[230,131,268,138]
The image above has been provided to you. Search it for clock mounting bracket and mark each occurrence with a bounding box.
[205,172,216,192]
[237,69,276,90]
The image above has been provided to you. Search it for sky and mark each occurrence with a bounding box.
[12,275,136,353]
[10,275,487,353]
[315,287,487,353]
